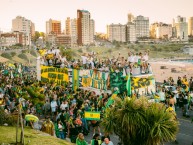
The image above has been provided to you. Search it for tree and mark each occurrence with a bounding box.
[32,31,40,42]
[102,97,179,145]
[40,32,45,41]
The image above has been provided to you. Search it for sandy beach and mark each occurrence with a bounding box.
[150,60,193,83]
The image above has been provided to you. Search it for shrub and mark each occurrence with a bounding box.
[18,53,28,61]
[24,86,45,106]
[108,49,112,53]
[30,50,37,57]
[1,53,12,59]
[11,52,16,57]
[77,49,83,53]
[0,108,17,126]
[21,50,27,53]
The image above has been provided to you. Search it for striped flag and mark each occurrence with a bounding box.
[72,69,79,92]
[105,88,119,108]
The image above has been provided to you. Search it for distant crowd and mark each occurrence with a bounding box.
[38,47,152,75]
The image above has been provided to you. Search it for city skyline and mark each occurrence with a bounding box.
[0,0,193,33]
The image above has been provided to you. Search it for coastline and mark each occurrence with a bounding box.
[150,60,193,83]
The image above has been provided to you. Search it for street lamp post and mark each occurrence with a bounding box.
[29,33,31,65]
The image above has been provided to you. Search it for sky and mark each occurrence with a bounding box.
[0,0,193,33]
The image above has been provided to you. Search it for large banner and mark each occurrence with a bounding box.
[80,70,109,90]
[131,75,156,95]
[41,66,69,85]
[109,71,127,93]
[40,66,155,94]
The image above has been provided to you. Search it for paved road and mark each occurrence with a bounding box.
[84,109,193,145]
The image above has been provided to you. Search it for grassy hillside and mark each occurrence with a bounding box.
[0,126,73,145]
[0,43,192,65]
[70,43,191,59]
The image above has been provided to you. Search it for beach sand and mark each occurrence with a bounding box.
[150,60,193,83]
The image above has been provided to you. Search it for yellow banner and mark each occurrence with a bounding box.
[82,77,92,87]
[41,66,69,85]
[84,111,100,120]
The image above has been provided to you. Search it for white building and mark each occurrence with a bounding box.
[188,17,193,36]
[133,15,149,38]
[107,24,126,42]
[150,23,172,39]
[89,19,95,44]
[0,33,17,46]
[70,18,77,46]
[172,16,188,41]
[12,16,35,45]
[77,10,95,45]
[65,18,77,46]
[126,22,136,43]
[156,24,172,39]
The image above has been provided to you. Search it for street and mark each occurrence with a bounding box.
[84,109,193,145]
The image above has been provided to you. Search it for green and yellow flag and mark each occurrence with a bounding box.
[105,89,119,108]
[72,69,79,91]
[126,74,131,97]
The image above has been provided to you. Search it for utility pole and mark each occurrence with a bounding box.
[29,33,31,65]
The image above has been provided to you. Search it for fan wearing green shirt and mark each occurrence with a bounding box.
[76,133,88,145]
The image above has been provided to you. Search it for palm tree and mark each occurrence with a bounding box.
[101,97,179,145]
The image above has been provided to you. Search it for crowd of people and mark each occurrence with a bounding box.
[38,47,152,75]
[156,75,193,118]
[0,49,193,144]
[0,62,115,145]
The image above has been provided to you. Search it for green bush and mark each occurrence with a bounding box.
[21,50,27,53]
[18,53,28,61]
[0,108,17,126]
[30,50,37,57]
[77,49,83,53]
[24,86,45,106]
[10,52,16,57]
[1,53,12,59]
[108,49,112,53]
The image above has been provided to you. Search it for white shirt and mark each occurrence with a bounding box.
[0,93,4,99]
[130,55,135,63]
[54,49,60,56]
[47,50,54,54]
[144,54,149,61]
[60,57,67,63]
[60,103,68,110]
[81,56,87,64]
[133,55,139,63]
[51,101,57,108]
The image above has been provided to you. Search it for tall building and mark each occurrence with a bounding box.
[70,18,77,46]
[89,19,95,44]
[65,18,77,46]
[150,22,172,39]
[107,23,126,42]
[188,17,193,36]
[31,22,35,37]
[12,16,35,45]
[133,15,149,38]
[126,22,136,43]
[65,17,71,35]
[128,13,134,23]
[46,19,61,35]
[77,10,95,45]
[172,16,188,41]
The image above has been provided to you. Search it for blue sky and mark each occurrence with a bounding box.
[0,0,193,33]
